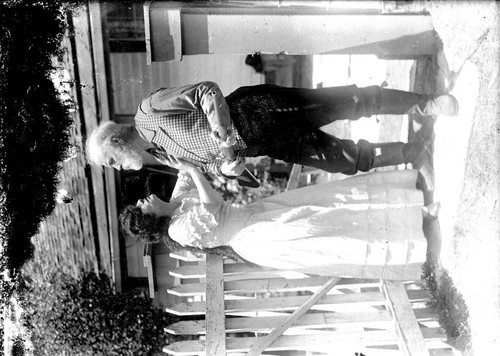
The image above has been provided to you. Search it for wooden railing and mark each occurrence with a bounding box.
[160,165,454,355]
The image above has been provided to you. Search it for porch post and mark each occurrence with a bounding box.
[144,1,438,63]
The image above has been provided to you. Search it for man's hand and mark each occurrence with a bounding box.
[211,125,236,147]
[220,156,246,177]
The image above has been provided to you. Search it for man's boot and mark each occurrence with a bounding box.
[357,86,459,117]
[377,89,459,117]
[402,143,435,190]
[357,140,435,190]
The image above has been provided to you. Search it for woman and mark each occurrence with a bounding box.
[121,155,438,280]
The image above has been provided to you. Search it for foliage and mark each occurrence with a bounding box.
[422,257,472,353]
[18,270,176,356]
[0,0,77,273]
[120,170,178,207]
[213,157,289,205]
[120,158,290,207]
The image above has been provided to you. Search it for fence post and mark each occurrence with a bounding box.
[205,254,226,355]
[383,280,430,356]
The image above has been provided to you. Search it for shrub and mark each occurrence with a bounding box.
[422,257,472,353]
[0,0,91,275]
[18,271,176,356]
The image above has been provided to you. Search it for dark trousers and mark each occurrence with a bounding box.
[227,84,425,175]
[264,131,366,175]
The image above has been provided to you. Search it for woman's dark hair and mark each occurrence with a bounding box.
[119,205,248,263]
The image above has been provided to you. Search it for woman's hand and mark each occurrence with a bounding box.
[220,156,246,177]
[154,154,197,172]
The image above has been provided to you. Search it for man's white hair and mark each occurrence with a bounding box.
[86,121,123,166]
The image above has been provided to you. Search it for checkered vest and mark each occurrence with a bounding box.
[135,107,246,165]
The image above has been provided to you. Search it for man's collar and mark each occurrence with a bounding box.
[135,125,155,142]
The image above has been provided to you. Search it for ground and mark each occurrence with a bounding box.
[428,1,500,354]
[312,2,499,354]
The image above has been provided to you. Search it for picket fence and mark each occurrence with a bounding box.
[151,165,454,355]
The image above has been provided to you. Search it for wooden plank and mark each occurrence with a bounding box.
[167,277,380,296]
[163,327,445,355]
[370,327,448,352]
[81,2,122,290]
[204,254,225,356]
[165,309,393,335]
[143,243,155,298]
[195,14,437,56]
[169,250,205,262]
[383,280,430,356]
[169,262,277,279]
[145,1,182,63]
[286,164,302,191]
[143,1,152,65]
[247,277,341,356]
[72,5,112,276]
[166,289,429,316]
[170,262,358,281]
[166,291,387,316]
[91,1,121,290]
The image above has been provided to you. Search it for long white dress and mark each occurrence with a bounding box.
[168,169,427,281]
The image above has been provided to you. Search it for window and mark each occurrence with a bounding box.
[105,2,146,52]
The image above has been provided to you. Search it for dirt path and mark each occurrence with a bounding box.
[427,1,500,354]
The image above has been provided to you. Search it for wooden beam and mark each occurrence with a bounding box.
[246,277,338,355]
[166,289,429,316]
[169,261,274,279]
[88,2,122,291]
[165,309,392,335]
[72,4,112,276]
[144,1,182,64]
[144,1,152,65]
[167,276,379,297]
[166,307,438,335]
[143,242,155,298]
[195,14,437,56]
[163,328,445,355]
[149,7,437,61]
[205,254,226,356]
[383,280,430,356]
[169,249,205,262]
[167,291,387,316]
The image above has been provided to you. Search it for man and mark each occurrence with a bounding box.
[87,81,458,190]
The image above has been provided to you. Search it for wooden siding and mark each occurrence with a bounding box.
[109,52,264,116]
[109,51,264,281]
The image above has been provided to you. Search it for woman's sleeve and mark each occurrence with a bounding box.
[168,214,200,247]
[170,171,196,201]
[168,199,226,249]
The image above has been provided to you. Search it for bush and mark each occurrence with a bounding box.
[421,257,472,353]
[18,270,177,356]
[0,0,79,275]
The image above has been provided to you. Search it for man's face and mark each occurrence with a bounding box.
[105,144,143,171]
